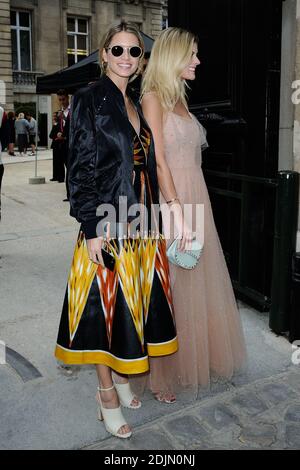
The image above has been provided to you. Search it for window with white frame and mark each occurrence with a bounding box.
[67,17,89,67]
[10,10,32,71]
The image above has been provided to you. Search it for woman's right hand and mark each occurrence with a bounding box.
[86,237,105,266]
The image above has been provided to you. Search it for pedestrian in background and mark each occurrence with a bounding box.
[0,150,3,221]
[0,105,9,154]
[56,89,70,200]
[0,105,5,220]
[15,113,30,157]
[7,111,16,156]
[49,112,64,182]
[25,113,37,156]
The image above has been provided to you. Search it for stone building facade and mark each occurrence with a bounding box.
[281,0,300,248]
[293,0,300,248]
[0,0,166,142]
[0,0,14,111]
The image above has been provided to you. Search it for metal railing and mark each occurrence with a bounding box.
[13,71,44,86]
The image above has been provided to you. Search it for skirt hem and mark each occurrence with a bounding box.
[54,338,178,374]
[55,345,149,374]
[147,337,178,357]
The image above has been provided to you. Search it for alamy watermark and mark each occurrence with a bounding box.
[95,196,205,244]
[0,340,6,365]
[291,80,300,104]
[291,340,300,365]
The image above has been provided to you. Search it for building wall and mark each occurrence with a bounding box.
[9,0,165,82]
[292,0,300,249]
[6,0,165,144]
[279,0,296,173]
[279,0,300,251]
[0,0,14,111]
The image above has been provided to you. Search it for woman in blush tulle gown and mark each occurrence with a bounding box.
[133,27,247,402]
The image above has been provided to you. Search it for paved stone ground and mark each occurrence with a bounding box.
[84,368,300,450]
[1,148,52,165]
[0,157,299,450]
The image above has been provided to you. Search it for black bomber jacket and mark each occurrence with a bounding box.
[68,74,159,239]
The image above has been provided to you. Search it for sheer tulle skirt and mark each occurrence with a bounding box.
[132,167,247,398]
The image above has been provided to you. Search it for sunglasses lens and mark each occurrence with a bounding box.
[130,47,142,58]
[111,46,123,57]
[109,45,142,58]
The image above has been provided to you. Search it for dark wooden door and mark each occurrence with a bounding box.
[168,0,283,310]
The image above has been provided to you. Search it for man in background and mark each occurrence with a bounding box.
[56,89,70,201]
[49,112,65,183]
[0,105,6,220]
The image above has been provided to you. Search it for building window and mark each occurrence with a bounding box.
[67,17,89,67]
[10,10,32,71]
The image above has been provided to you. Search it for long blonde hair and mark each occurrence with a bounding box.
[99,20,145,82]
[141,27,198,111]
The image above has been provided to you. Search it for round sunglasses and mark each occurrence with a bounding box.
[106,45,143,58]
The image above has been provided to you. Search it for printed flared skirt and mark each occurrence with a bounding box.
[54,231,178,374]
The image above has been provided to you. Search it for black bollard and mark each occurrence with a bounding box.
[289,252,300,342]
[269,171,299,334]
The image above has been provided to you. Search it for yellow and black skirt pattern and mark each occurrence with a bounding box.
[54,232,178,374]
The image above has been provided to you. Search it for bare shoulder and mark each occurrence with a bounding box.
[141,91,163,118]
[142,91,160,105]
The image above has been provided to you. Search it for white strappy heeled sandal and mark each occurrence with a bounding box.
[95,385,132,439]
[112,374,142,409]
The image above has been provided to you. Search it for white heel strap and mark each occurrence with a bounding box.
[114,382,141,409]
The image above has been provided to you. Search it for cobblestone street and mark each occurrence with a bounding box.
[85,369,300,450]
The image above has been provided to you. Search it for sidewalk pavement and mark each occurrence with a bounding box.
[1,148,53,165]
[85,368,300,451]
[0,159,299,450]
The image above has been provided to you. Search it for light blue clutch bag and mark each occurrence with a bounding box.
[167,236,203,270]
